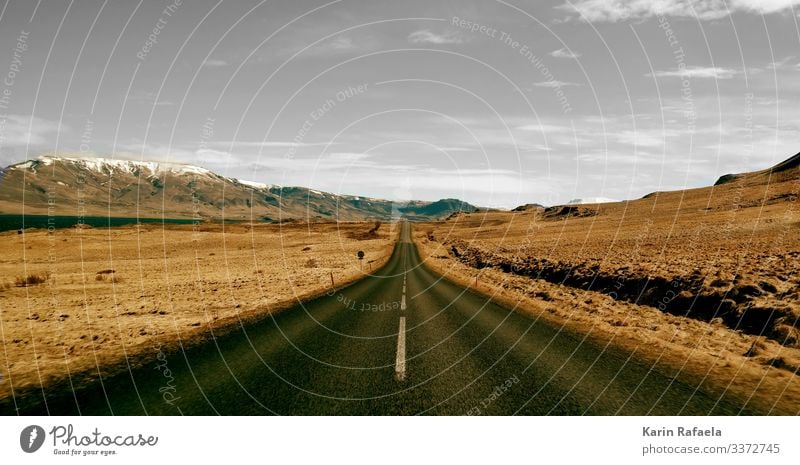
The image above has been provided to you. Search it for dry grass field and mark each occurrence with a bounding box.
[0,221,395,400]
[415,162,800,414]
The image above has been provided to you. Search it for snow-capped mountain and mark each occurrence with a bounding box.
[23,155,214,177]
[0,154,478,221]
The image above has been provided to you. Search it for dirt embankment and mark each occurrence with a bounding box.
[445,239,799,346]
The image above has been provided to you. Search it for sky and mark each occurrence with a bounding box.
[0,0,799,208]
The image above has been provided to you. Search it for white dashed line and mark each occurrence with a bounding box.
[402,274,407,300]
[396,262,408,381]
[395,316,406,381]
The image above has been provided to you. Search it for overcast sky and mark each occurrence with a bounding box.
[0,0,799,207]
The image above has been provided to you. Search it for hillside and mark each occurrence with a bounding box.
[715,151,800,186]
[415,150,800,413]
[0,154,478,222]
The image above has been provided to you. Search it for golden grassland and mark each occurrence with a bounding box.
[0,221,395,399]
[415,174,800,414]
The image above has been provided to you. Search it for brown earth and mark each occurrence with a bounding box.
[0,221,395,400]
[415,154,800,414]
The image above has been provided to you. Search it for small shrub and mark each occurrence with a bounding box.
[304,258,318,268]
[347,221,383,240]
[95,269,121,283]
[15,273,48,287]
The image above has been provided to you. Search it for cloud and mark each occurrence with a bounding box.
[207,140,336,149]
[646,66,739,79]
[355,167,529,195]
[202,59,228,68]
[194,148,235,166]
[255,154,387,173]
[300,35,375,57]
[127,90,174,106]
[263,28,382,62]
[325,152,371,161]
[615,130,668,147]
[434,146,474,152]
[114,142,212,165]
[407,29,464,45]
[559,0,800,22]
[532,80,581,88]
[0,114,64,148]
[550,48,581,59]
[324,36,356,51]
[517,123,572,133]
[766,55,796,70]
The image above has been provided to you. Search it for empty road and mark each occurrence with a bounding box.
[12,222,749,415]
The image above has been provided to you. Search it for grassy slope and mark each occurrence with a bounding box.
[414,165,800,414]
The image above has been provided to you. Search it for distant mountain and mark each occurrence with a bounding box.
[0,155,478,222]
[511,203,545,212]
[398,198,478,219]
[566,197,618,205]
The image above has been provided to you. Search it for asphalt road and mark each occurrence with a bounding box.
[13,222,750,415]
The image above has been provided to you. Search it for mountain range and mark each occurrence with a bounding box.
[0,155,478,222]
[1,152,798,223]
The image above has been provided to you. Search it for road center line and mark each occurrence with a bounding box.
[395,316,406,381]
[401,273,407,309]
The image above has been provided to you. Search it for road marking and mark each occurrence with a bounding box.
[396,266,408,381]
[401,273,407,309]
[395,316,406,381]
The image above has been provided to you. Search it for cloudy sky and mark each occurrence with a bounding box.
[0,0,799,207]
